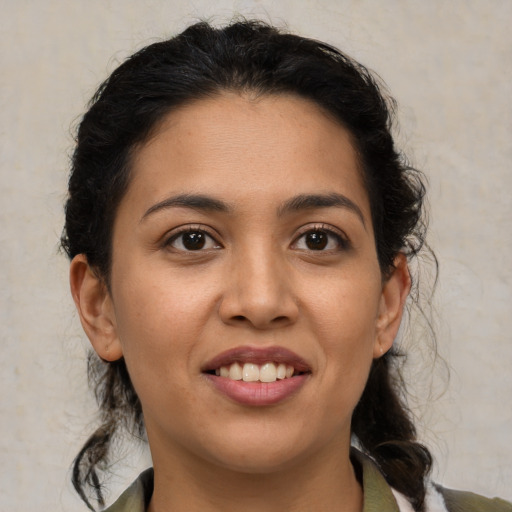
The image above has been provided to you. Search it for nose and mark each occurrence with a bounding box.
[218,245,299,330]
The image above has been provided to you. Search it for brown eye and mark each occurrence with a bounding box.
[167,229,220,252]
[305,231,328,250]
[293,227,349,252]
[181,232,206,250]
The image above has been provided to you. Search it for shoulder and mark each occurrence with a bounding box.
[436,486,512,512]
[352,448,511,512]
[392,483,512,512]
[100,461,512,512]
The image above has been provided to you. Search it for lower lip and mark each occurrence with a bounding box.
[204,374,309,406]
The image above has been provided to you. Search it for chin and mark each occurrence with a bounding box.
[194,423,322,475]
[207,446,305,475]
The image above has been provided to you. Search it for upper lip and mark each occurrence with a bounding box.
[202,346,311,373]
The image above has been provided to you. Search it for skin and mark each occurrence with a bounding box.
[70,93,410,512]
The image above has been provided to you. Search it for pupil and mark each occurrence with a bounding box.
[183,232,205,250]
[306,231,327,250]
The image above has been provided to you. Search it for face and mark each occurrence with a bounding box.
[77,93,408,475]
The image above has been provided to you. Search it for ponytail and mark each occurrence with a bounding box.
[352,354,432,512]
[72,355,143,510]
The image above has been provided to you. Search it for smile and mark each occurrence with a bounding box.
[214,362,297,382]
[202,346,311,406]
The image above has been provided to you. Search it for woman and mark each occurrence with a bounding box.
[61,20,511,512]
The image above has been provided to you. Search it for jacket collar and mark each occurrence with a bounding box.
[351,449,400,512]
[105,449,400,512]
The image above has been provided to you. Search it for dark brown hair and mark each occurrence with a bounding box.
[62,20,432,511]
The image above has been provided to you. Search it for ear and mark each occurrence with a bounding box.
[69,254,123,361]
[373,253,411,358]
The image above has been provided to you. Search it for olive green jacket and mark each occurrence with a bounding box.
[103,452,512,512]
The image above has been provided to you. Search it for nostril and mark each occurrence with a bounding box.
[232,315,289,324]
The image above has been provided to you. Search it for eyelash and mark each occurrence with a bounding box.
[163,223,350,253]
[292,224,350,252]
[164,225,221,252]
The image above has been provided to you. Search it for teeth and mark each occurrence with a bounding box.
[216,362,296,382]
[259,362,277,382]
[242,363,260,382]
[229,362,243,380]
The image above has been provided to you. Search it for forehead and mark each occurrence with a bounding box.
[124,92,370,220]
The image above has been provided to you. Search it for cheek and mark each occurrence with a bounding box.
[110,264,221,380]
[109,276,205,421]
[305,270,381,390]
[308,271,381,342]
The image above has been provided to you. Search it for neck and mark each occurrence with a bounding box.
[147,440,363,512]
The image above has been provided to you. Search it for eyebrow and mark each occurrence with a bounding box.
[141,191,365,226]
[141,193,232,221]
[278,193,366,227]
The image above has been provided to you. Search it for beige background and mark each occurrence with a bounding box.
[0,1,511,510]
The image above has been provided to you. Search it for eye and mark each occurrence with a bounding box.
[166,228,221,252]
[293,226,349,251]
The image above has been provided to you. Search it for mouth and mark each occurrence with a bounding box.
[202,346,311,406]
[206,361,301,382]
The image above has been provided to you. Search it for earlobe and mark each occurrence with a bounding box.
[69,254,123,362]
[373,253,411,358]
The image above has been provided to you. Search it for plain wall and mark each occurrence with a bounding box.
[0,1,510,510]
